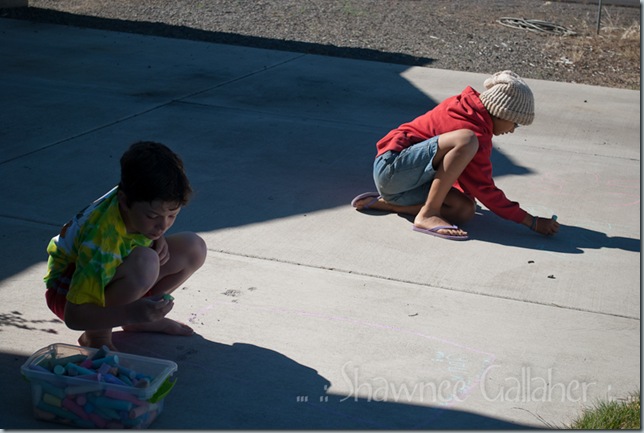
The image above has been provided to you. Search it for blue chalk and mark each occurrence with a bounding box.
[92,396,133,411]
[91,355,119,368]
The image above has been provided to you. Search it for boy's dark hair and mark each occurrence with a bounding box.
[119,141,192,207]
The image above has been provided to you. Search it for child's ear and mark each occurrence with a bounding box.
[117,189,130,208]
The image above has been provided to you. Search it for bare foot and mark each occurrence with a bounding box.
[122,318,194,336]
[353,195,391,212]
[413,214,468,237]
[78,331,118,351]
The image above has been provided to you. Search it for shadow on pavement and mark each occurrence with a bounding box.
[468,209,641,253]
[0,12,550,429]
[0,8,535,280]
[1,7,436,67]
[96,333,534,429]
[1,337,536,429]
[0,310,62,335]
[394,208,640,253]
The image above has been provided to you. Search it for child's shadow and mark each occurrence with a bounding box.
[397,209,639,254]
[465,209,639,253]
[111,332,532,429]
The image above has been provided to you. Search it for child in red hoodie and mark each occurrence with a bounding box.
[352,70,559,240]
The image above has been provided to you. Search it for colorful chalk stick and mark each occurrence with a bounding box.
[92,396,133,411]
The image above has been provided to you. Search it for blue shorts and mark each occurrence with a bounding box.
[372,136,438,206]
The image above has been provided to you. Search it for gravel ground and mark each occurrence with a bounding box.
[2,0,640,89]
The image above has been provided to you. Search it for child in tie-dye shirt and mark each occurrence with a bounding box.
[44,141,207,350]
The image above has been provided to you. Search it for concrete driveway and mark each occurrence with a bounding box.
[0,16,639,429]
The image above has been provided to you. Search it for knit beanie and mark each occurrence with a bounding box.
[479,70,534,125]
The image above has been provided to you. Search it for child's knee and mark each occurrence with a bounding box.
[127,246,161,288]
[193,234,207,268]
[461,199,476,222]
[448,193,476,224]
[185,233,207,269]
[454,129,479,154]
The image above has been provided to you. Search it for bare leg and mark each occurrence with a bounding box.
[78,329,117,350]
[414,130,478,236]
[145,232,207,297]
[353,196,423,214]
[437,188,476,226]
[355,130,478,235]
[122,232,206,335]
[77,247,160,349]
[353,187,475,224]
[78,233,206,348]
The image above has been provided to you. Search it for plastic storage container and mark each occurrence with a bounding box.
[21,343,178,429]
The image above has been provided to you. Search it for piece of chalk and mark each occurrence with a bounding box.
[92,404,120,421]
[102,373,128,386]
[66,362,96,377]
[33,407,57,421]
[134,377,150,388]
[62,397,90,420]
[42,392,62,408]
[91,354,119,368]
[162,293,174,301]
[116,365,137,379]
[92,396,133,411]
[91,345,110,361]
[73,373,100,382]
[104,388,147,406]
[552,215,558,221]
[97,363,112,375]
[36,400,82,422]
[117,373,134,386]
[84,401,95,414]
[51,354,88,367]
[87,411,108,428]
[129,402,159,419]
[40,381,66,399]
[75,394,87,406]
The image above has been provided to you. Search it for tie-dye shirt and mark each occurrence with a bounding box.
[44,187,152,306]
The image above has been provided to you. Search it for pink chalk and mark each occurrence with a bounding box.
[87,412,107,428]
[104,388,147,406]
[62,397,90,420]
[129,403,151,419]
[75,395,87,406]
[80,358,94,369]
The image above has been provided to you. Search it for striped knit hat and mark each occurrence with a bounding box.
[480,70,534,125]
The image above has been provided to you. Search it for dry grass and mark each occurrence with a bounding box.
[542,7,640,89]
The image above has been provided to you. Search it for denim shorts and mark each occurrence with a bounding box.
[372,136,438,206]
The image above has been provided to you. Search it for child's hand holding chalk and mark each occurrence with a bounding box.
[149,294,174,302]
[547,214,560,236]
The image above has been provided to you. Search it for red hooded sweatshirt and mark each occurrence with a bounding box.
[375,86,527,223]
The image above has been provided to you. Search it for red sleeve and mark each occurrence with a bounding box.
[457,136,527,223]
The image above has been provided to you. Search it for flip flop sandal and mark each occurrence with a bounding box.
[412,224,468,241]
[351,192,381,210]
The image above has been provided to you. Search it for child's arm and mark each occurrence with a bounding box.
[152,236,170,266]
[521,214,560,236]
[63,297,173,331]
